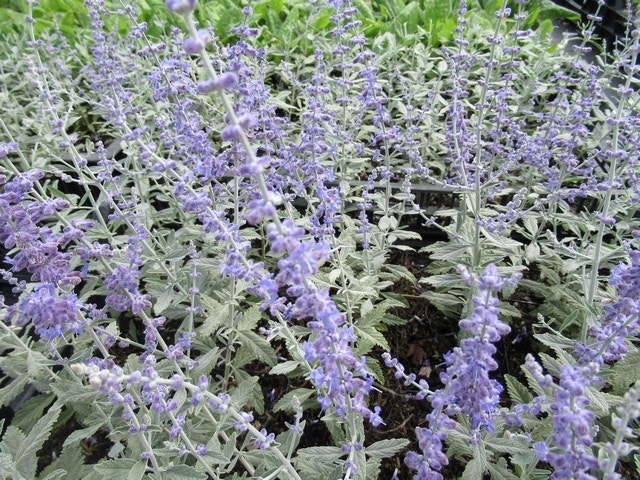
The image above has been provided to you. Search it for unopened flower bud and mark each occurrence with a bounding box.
[166,0,196,14]
[183,29,211,54]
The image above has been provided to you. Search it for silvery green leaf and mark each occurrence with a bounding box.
[230,375,260,407]
[353,322,389,355]
[0,426,25,463]
[484,435,532,456]
[296,446,344,463]
[190,346,221,377]
[461,456,486,480]
[199,295,232,336]
[534,333,574,355]
[0,376,29,409]
[0,452,15,479]
[524,242,540,262]
[38,469,68,480]
[504,374,533,405]
[163,465,208,480]
[586,387,624,418]
[380,263,417,283]
[269,360,302,376]
[273,388,316,413]
[50,380,101,405]
[611,352,640,394]
[235,330,277,367]
[425,243,471,260]
[486,459,519,480]
[11,393,54,432]
[39,442,88,480]
[389,229,422,241]
[12,405,61,480]
[364,438,409,458]
[93,459,139,480]
[62,424,102,448]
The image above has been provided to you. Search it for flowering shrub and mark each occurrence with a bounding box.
[1,0,640,479]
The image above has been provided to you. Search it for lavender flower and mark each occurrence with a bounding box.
[404,264,519,478]
[577,242,640,364]
[533,363,599,479]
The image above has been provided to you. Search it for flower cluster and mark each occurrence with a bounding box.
[403,264,520,478]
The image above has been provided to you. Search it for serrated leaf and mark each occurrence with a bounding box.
[427,243,470,261]
[365,438,409,458]
[39,441,87,480]
[0,375,29,409]
[534,332,574,355]
[237,305,262,330]
[199,296,232,336]
[11,393,54,432]
[297,446,344,463]
[354,323,389,355]
[461,456,485,480]
[231,375,260,407]
[0,452,13,478]
[94,459,139,480]
[611,352,640,394]
[273,388,316,413]
[487,460,520,480]
[381,263,417,283]
[484,435,533,455]
[63,424,102,448]
[13,405,61,479]
[49,380,101,404]
[504,374,533,405]
[163,465,208,480]
[235,330,277,366]
[126,460,146,480]
[39,469,68,480]
[190,345,221,377]
[0,426,26,459]
[269,360,301,376]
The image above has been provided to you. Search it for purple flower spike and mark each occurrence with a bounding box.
[165,0,196,15]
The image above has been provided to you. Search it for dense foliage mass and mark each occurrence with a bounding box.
[1,0,640,479]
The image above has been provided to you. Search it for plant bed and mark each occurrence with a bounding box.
[2,0,640,479]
